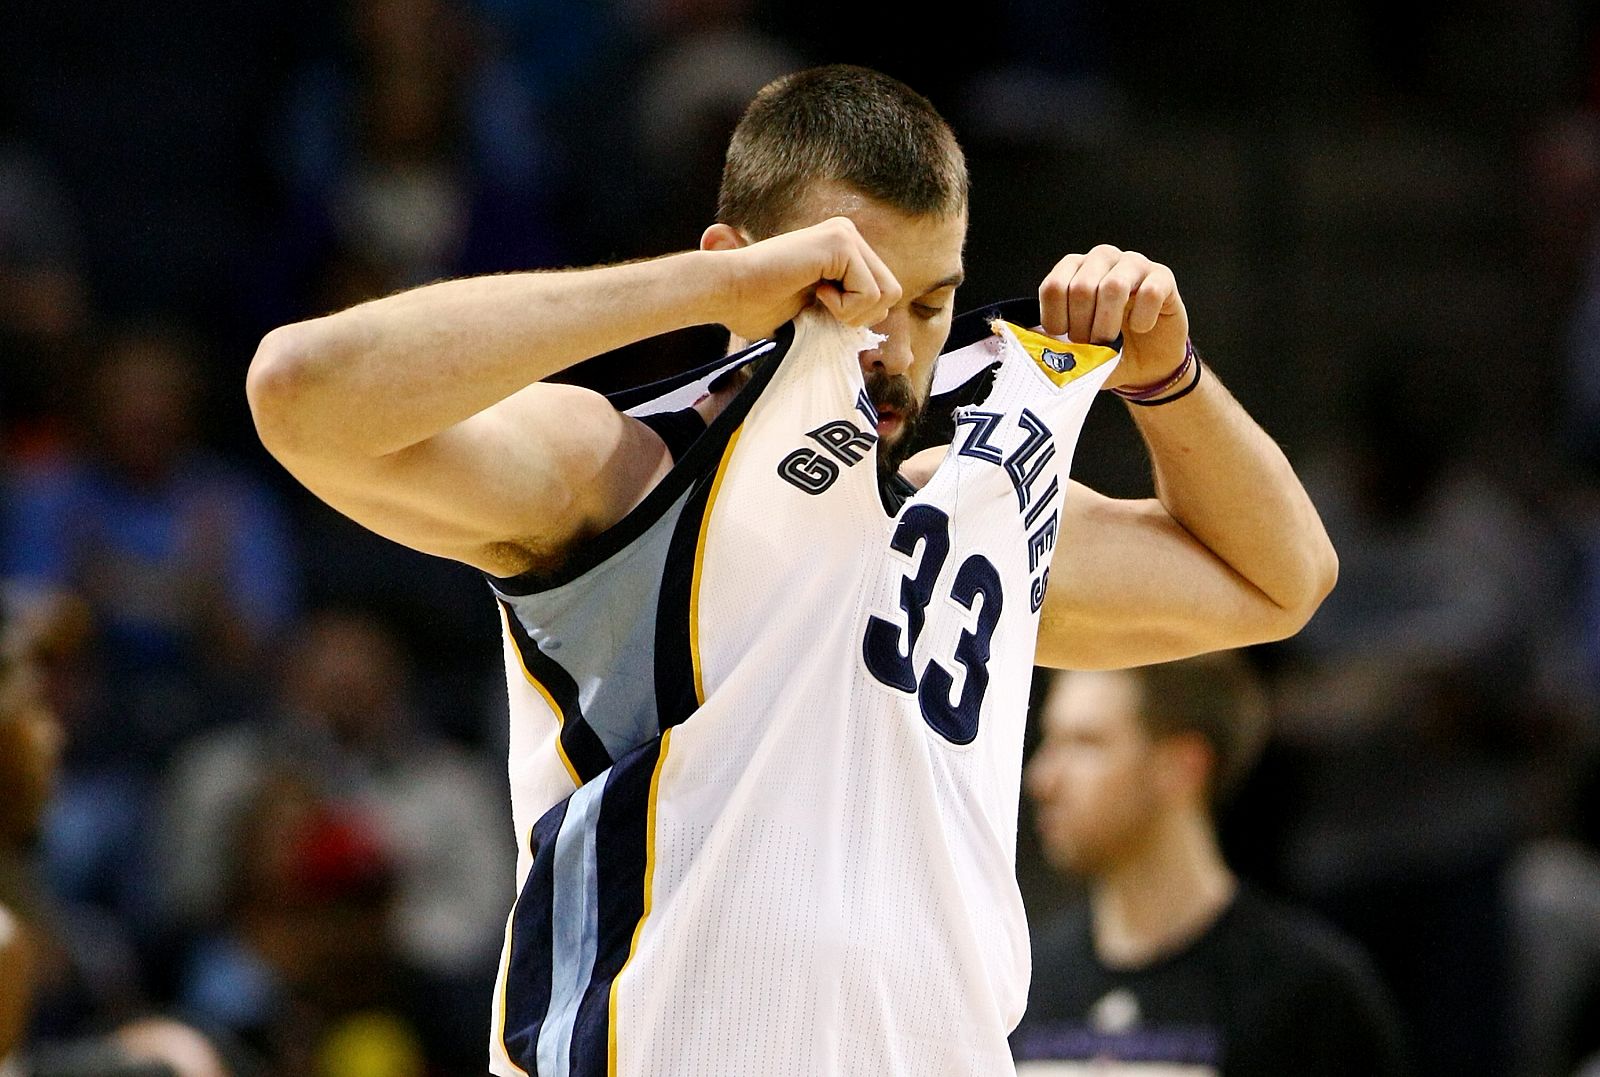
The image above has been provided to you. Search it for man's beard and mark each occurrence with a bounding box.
[865,369,925,480]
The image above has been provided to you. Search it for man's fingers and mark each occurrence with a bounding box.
[1038,254,1083,337]
[822,252,880,325]
[1090,258,1146,344]
[1127,264,1175,335]
[1063,245,1122,343]
[815,281,847,320]
[830,233,900,326]
[1042,247,1175,343]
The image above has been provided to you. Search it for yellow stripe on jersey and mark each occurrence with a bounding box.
[689,424,744,707]
[606,427,735,1071]
[493,870,533,1077]
[499,602,582,788]
[608,726,673,1076]
[996,321,1120,387]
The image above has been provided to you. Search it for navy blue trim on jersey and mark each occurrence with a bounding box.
[649,336,789,726]
[487,323,794,598]
[568,738,661,1075]
[502,797,570,1071]
[500,739,663,1077]
[500,599,614,784]
[636,408,707,464]
[641,336,785,729]
[603,335,769,413]
[879,471,918,516]
[653,450,718,731]
[945,297,1043,351]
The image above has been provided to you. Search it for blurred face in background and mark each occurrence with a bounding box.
[0,653,64,847]
[1025,670,1166,878]
[282,612,407,750]
[90,334,197,487]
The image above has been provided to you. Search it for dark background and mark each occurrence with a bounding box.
[3,1,1600,1075]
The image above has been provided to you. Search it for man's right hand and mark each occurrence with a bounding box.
[705,217,902,341]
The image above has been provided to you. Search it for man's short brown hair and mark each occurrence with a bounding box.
[717,65,968,239]
[1124,652,1272,808]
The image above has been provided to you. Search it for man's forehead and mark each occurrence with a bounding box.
[1045,671,1142,732]
[788,181,967,290]
[790,179,868,220]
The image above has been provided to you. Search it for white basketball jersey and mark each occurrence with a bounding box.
[487,302,1120,1076]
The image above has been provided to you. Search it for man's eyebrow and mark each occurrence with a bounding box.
[919,272,965,294]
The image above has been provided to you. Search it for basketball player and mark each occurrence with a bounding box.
[1014,656,1409,1075]
[248,66,1337,1076]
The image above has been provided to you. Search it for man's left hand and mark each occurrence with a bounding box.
[1038,245,1190,391]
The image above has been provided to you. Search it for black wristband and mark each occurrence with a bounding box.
[1127,351,1203,406]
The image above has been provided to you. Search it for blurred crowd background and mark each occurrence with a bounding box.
[2,0,1600,1075]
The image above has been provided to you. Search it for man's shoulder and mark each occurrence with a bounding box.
[1223,885,1390,1000]
[1221,887,1412,1073]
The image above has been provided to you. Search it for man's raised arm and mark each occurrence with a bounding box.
[1033,246,1338,670]
[245,218,901,574]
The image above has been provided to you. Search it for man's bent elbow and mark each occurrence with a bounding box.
[246,322,332,458]
[1273,538,1339,637]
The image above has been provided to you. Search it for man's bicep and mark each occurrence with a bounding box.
[1034,482,1308,670]
[269,384,661,575]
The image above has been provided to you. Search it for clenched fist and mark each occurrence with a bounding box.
[1038,245,1190,392]
[702,216,904,342]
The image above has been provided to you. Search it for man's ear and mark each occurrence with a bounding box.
[700,223,749,253]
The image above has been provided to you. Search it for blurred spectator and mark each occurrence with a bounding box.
[1293,344,1561,687]
[1,322,298,956]
[0,586,73,853]
[28,1018,233,1077]
[271,0,554,321]
[161,771,447,1077]
[1508,839,1600,1077]
[170,772,411,1071]
[2,322,298,762]
[0,141,90,463]
[1,583,244,1077]
[159,608,510,1069]
[1013,656,1409,1076]
[0,585,66,1069]
[0,582,132,1048]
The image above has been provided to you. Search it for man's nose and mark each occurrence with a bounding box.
[861,308,914,377]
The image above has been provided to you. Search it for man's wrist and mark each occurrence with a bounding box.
[1110,339,1202,406]
[659,249,733,331]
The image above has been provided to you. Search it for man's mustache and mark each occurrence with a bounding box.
[864,371,919,424]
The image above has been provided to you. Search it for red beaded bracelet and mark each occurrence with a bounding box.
[1109,339,1202,405]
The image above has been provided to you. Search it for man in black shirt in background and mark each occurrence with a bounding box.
[1013,653,1410,1076]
